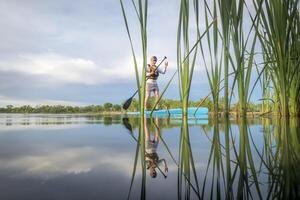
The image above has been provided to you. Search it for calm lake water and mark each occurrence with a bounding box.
[0,114,299,200]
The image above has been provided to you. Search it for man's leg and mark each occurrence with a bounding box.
[144,89,150,109]
[154,88,159,109]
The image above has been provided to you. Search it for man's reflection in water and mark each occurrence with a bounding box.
[144,117,168,178]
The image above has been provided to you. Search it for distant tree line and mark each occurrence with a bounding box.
[0,103,122,114]
[0,98,263,113]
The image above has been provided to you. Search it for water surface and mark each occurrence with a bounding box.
[0,114,299,200]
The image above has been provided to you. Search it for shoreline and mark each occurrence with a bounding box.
[0,111,298,117]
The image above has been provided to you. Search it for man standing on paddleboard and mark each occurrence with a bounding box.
[144,56,168,109]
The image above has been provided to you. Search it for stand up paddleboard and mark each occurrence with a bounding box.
[126,107,208,118]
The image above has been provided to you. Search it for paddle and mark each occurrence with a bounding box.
[122,56,167,110]
[122,117,138,142]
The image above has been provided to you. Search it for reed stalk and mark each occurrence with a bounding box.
[120,0,148,115]
[120,1,149,198]
[177,0,199,116]
[201,0,261,116]
[200,0,222,114]
[254,0,300,116]
[217,0,233,115]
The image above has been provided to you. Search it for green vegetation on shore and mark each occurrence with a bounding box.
[0,103,121,114]
[0,97,263,114]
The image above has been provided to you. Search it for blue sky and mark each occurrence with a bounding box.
[0,0,262,106]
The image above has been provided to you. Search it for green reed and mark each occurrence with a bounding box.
[201,0,223,114]
[177,0,200,116]
[120,2,149,197]
[120,0,148,114]
[230,1,260,116]
[201,0,261,116]
[253,0,300,116]
[218,0,232,115]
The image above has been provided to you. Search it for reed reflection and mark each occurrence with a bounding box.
[122,116,300,200]
[266,117,300,199]
[201,116,228,199]
[178,116,201,199]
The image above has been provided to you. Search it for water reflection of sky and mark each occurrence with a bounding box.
[0,116,205,199]
[0,115,298,199]
[0,122,140,199]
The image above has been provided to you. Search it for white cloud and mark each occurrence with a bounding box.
[0,146,138,179]
[0,53,136,85]
[0,95,84,106]
[0,0,212,104]
[0,122,84,132]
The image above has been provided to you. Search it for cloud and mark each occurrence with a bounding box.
[0,0,214,105]
[0,146,138,179]
[0,95,84,106]
[0,122,84,132]
[0,53,136,85]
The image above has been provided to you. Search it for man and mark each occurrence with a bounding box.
[144,56,168,110]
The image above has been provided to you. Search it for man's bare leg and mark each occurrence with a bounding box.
[144,90,150,110]
[154,89,159,109]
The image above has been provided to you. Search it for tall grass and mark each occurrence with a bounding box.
[200,0,223,114]
[201,0,260,116]
[218,0,232,115]
[254,0,300,116]
[201,0,300,116]
[120,0,299,116]
[177,0,199,116]
[120,1,148,198]
[261,48,272,113]
[229,1,260,116]
[120,0,148,115]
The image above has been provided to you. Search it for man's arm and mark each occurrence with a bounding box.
[158,159,168,172]
[157,62,168,74]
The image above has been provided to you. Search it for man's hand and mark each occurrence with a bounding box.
[165,167,168,173]
[164,61,168,68]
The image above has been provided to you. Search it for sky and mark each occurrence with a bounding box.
[0,0,262,107]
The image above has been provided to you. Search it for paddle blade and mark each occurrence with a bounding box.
[122,97,133,110]
[122,117,133,133]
